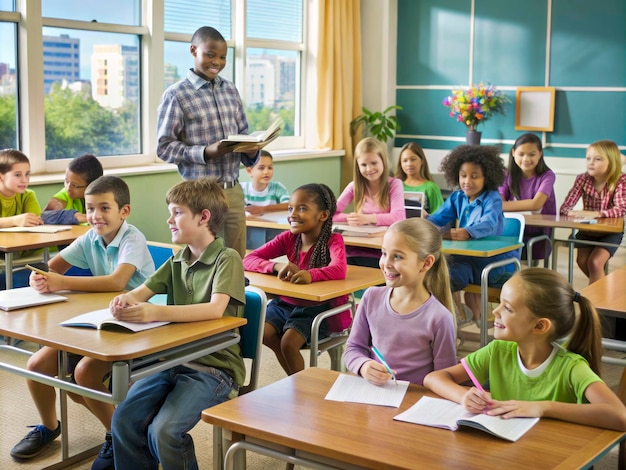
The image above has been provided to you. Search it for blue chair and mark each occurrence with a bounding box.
[213,286,267,469]
[147,241,181,268]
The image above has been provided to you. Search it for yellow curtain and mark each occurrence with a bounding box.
[316,0,362,189]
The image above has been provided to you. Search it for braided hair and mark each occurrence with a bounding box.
[292,183,337,268]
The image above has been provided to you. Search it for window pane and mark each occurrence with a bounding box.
[42,0,141,25]
[247,0,302,42]
[42,28,140,159]
[164,41,233,90]
[0,22,18,149]
[245,48,297,136]
[164,0,231,39]
[0,1,15,11]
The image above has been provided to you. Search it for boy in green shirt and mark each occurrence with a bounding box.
[108,177,246,470]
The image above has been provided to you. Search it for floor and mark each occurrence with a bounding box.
[0,244,625,470]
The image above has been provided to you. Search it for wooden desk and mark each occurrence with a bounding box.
[202,367,625,470]
[581,269,626,320]
[524,214,625,282]
[245,265,383,302]
[0,225,90,288]
[0,291,245,468]
[245,211,289,230]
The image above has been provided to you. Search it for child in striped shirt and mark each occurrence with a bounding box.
[241,150,290,215]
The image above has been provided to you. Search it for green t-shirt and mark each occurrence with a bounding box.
[403,180,444,213]
[465,340,602,404]
[52,188,85,213]
[144,237,246,386]
[0,189,41,218]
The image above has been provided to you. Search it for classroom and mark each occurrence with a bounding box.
[1,0,625,469]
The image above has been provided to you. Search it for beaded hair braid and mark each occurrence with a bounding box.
[293,183,337,268]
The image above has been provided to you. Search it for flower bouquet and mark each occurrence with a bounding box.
[442,83,509,132]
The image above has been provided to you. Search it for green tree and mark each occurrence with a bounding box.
[0,94,17,149]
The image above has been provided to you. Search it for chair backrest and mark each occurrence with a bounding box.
[147,241,182,269]
[502,213,526,257]
[240,286,267,394]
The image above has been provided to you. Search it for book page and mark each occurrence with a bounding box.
[325,374,409,408]
[458,413,539,442]
[394,396,464,430]
[333,224,388,237]
[0,225,72,233]
[0,287,68,311]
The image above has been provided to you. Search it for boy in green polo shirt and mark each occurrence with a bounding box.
[107,177,245,470]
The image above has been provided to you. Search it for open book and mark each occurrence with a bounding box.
[60,295,170,333]
[0,225,72,233]
[226,118,284,142]
[333,224,388,238]
[393,396,539,442]
[0,287,68,311]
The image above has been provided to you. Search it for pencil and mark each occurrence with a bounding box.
[25,264,48,276]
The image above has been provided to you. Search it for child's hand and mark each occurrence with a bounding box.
[111,302,154,323]
[484,399,545,419]
[360,360,396,385]
[345,212,375,226]
[449,228,470,241]
[246,205,265,216]
[110,294,135,314]
[29,272,50,293]
[290,270,312,284]
[461,387,492,413]
[16,213,43,227]
[277,262,300,281]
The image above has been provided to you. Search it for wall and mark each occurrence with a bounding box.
[31,155,343,243]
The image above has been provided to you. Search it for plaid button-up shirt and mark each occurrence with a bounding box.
[559,173,626,218]
[157,69,257,181]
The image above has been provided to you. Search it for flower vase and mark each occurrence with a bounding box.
[465,129,482,145]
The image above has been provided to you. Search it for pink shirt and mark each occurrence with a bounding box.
[333,177,406,226]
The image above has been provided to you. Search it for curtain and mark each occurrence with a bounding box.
[315,0,362,189]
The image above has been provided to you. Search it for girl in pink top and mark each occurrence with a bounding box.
[243,183,348,375]
[334,137,405,266]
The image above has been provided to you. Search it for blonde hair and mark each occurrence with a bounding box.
[395,142,434,182]
[388,218,454,315]
[515,268,603,375]
[353,137,391,212]
[588,140,623,194]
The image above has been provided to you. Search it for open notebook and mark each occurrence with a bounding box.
[0,225,72,233]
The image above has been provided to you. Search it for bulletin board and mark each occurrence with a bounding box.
[515,87,556,132]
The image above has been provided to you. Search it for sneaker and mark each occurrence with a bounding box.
[10,421,61,459]
[91,432,114,470]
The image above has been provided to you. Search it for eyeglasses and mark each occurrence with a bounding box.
[64,179,88,190]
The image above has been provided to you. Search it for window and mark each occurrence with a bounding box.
[164,0,305,150]
[0,21,18,149]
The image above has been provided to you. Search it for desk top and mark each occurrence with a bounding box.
[343,235,523,257]
[0,225,91,252]
[0,291,246,361]
[246,211,290,230]
[580,269,626,318]
[524,214,625,234]
[244,265,383,302]
[202,368,625,470]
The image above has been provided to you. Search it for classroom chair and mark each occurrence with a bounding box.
[307,302,354,371]
[213,285,267,470]
[458,213,524,346]
[147,240,182,267]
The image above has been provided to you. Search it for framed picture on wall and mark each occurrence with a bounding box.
[515,87,556,132]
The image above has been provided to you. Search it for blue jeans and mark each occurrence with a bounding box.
[112,365,237,470]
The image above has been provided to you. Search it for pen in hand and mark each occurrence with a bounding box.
[371,346,397,386]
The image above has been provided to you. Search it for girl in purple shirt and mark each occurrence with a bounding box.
[499,133,556,263]
[344,218,457,385]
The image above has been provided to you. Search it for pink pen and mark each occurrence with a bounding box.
[460,357,485,393]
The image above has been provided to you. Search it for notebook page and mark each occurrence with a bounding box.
[325,374,409,408]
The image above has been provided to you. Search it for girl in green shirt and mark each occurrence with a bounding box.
[395,142,444,214]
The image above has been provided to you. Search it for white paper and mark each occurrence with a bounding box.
[325,374,409,408]
[0,287,68,311]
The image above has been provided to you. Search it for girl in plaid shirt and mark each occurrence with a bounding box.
[559,140,626,283]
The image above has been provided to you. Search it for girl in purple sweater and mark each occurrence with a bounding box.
[344,218,457,385]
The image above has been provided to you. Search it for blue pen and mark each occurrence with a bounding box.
[371,346,397,386]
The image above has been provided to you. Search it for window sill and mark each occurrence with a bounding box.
[28,149,345,186]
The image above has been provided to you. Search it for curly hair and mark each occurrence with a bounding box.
[439,145,505,192]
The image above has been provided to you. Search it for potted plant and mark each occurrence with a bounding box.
[350,105,402,144]
[442,83,509,144]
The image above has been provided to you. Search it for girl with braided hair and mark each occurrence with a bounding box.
[243,183,349,375]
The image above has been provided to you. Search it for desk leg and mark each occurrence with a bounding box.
[568,230,575,284]
[5,252,12,289]
[58,351,69,460]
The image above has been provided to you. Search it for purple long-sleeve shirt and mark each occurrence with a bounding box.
[344,286,457,385]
